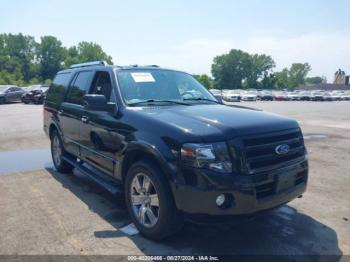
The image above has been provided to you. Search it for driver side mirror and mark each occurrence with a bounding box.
[83,94,117,114]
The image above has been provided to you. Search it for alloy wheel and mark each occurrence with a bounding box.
[130,173,160,228]
[52,135,62,167]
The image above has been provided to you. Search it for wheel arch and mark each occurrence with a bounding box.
[120,142,177,185]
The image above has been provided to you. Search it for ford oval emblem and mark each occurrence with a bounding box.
[275,144,290,155]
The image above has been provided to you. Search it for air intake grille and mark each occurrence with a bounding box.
[243,129,305,173]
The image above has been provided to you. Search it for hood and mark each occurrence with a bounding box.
[130,104,299,141]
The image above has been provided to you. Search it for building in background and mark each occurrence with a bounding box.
[298,68,350,90]
[334,69,349,85]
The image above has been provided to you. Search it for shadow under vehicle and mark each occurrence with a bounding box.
[47,167,342,259]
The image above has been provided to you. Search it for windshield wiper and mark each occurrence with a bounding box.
[128,99,190,106]
[183,97,220,104]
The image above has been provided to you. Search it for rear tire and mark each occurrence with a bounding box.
[125,160,183,240]
[50,129,74,173]
[0,97,6,104]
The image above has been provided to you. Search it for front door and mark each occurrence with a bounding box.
[79,71,123,176]
[6,87,17,102]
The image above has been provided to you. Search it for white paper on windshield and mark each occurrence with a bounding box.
[131,72,155,83]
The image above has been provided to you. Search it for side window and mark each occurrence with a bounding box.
[66,71,93,105]
[90,71,115,102]
[47,73,72,104]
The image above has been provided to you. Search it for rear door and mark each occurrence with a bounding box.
[13,87,24,101]
[59,70,94,156]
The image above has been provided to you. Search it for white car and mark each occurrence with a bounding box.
[323,92,334,101]
[241,91,257,101]
[287,91,300,101]
[343,91,350,101]
[222,90,241,105]
[209,89,223,101]
[331,91,343,101]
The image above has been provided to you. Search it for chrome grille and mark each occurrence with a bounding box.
[243,129,305,174]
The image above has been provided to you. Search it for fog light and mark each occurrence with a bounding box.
[216,194,226,206]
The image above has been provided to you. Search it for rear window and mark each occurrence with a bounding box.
[46,73,72,104]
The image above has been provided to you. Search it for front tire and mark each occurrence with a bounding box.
[125,160,183,240]
[50,130,74,173]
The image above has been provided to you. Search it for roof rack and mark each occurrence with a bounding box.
[128,64,159,68]
[69,61,109,69]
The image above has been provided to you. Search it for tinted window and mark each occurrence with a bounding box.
[90,71,115,102]
[47,73,72,104]
[66,71,93,105]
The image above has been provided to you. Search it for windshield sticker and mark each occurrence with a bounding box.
[131,72,155,83]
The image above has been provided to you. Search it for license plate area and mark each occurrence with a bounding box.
[276,172,296,193]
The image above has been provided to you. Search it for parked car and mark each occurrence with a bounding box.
[331,91,343,101]
[322,92,334,101]
[311,91,324,101]
[22,86,49,104]
[259,90,274,101]
[241,90,257,101]
[287,91,301,101]
[343,91,350,101]
[273,91,288,101]
[209,89,223,103]
[222,89,241,104]
[299,91,312,101]
[0,85,25,104]
[44,61,308,240]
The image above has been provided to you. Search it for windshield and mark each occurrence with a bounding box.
[116,69,217,105]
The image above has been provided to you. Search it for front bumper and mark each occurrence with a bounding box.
[172,160,308,216]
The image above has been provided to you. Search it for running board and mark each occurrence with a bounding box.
[62,155,123,195]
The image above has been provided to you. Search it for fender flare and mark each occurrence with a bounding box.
[119,141,177,183]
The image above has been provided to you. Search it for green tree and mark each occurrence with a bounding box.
[246,54,275,89]
[37,36,65,80]
[260,72,276,90]
[306,76,323,85]
[64,42,113,67]
[0,34,114,85]
[0,33,37,82]
[274,63,312,90]
[288,63,311,88]
[211,49,251,89]
[193,74,213,89]
[275,69,289,89]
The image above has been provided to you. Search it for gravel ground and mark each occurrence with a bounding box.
[0,102,349,259]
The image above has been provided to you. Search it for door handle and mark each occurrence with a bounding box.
[58,109,63,115]
[81,116,89,123]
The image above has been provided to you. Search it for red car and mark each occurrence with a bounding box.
[273,91,289,101]
[21,86,49,104]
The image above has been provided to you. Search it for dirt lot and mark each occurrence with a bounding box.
[0,102,349,259]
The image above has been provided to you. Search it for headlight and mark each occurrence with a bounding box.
[181,142,232,173]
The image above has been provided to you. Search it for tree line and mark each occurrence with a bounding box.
[195,49,325,90]
[0,33,112,86]
[0,33,324,90]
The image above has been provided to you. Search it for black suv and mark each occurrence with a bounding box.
[44,61,308,239]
